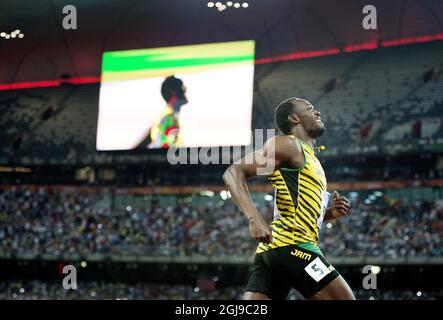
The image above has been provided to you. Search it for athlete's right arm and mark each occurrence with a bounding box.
[222,136,302,244]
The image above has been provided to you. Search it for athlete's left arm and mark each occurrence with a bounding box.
[324,191,351,221]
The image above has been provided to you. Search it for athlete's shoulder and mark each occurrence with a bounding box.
[264,135,301,153]
[263,135,303,166]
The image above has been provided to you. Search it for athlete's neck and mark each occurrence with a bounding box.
[289,128,316,149]
[167,96,187,112]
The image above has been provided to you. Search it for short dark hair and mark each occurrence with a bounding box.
[161,76,184,102]
[275,97,297,135]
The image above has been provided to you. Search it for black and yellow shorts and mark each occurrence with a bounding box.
[245,244,340,299]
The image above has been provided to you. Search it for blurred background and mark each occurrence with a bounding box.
[0,0,443,300]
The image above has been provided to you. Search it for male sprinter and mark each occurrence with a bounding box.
[223,97,355,300]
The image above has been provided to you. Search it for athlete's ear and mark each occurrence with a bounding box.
[288,114,299,125]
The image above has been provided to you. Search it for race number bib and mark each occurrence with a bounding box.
[304,257,330,282]
[317,190,330,228]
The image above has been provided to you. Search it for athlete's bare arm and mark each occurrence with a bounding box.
[223,135,304,244]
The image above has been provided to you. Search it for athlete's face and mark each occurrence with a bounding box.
[294,100,326,138]
[177,84,188,103]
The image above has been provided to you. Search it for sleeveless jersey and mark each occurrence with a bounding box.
[257,137,331,254]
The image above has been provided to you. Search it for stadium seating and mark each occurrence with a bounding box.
[1,186,442,259]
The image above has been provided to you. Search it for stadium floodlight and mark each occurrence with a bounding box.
[234,3,240,8]
[220,190,231,200]
[242,2,249,8]
[18,33,24,38]
[264,194,273,201]
[371,265,381,275]
[207,2,214,8]
[0,32,5,37]
[227,1,233,6]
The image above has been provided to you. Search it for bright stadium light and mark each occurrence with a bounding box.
[364,199,371,204]
[200,190,215,197]
[207,2,214,7]
[227,1,233,6]
[194,287,200,293]
[242,2,249,8]
[215,2,222,7]
[11,33,17,38]
[369,195,376,201]
[374,191,383,197]
[0,32,5,37]
[371,265,381,275]
[234,3,240,8]
[264,194,273,202]
[126,205,132,211]
[81,261,87,268]
[220,190,231,200]
[326,222,332,229]
[19,288,25,293]
[5,34,10,39]
[14,29,20,34]
[18,33,24,39]
[416,291,422,297]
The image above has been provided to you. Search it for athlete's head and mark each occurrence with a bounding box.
[161,75,188,105]
[275,97,325,138]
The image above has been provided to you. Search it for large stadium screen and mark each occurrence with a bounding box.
[96,40,255,151]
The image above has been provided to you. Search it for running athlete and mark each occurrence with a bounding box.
[223,97,355,300]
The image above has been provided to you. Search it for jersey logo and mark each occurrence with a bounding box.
[290,248,312,261]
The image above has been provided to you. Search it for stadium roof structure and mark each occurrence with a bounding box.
[0,0,442,89]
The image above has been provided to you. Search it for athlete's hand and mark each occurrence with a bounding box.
[248,216,273,244]
[330,191,351,219]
